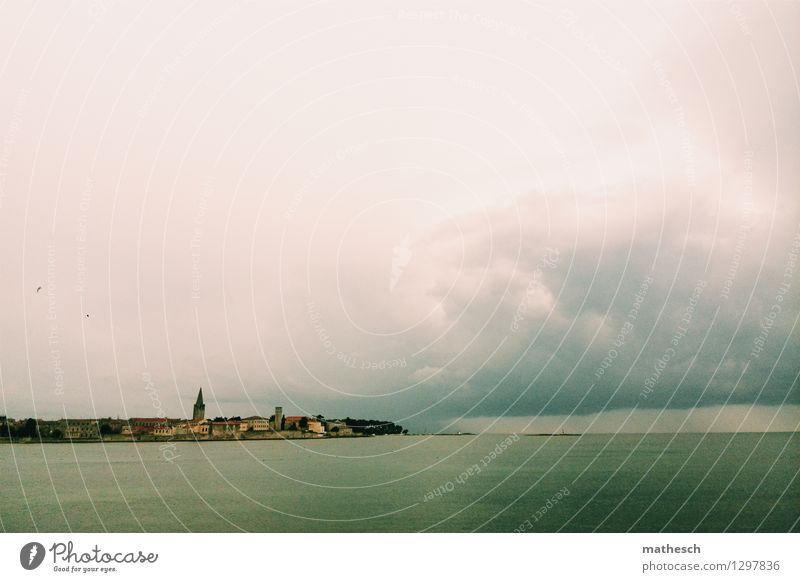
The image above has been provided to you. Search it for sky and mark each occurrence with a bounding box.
[0,0,798,433]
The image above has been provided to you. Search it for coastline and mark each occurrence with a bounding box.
[0,432,373,444]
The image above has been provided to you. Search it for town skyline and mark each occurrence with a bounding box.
[2,388,407,441]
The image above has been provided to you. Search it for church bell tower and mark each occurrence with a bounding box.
[193,388,205,421]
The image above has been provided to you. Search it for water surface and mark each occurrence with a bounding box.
[1,433,797,532]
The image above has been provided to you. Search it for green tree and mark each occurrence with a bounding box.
[18,418,38,438]
[0,420,14,438]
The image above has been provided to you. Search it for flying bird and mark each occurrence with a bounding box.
[35,286,42,293]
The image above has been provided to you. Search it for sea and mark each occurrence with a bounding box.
[1,433,797,532]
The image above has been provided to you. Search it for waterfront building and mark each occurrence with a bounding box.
[281,416,325,433]
[284,415,304,430]
[173,423,192,436]
[306,419,325,434]
[187,420,209,435]
[325,420,353,436]
[243,416,270,431]
[64,419,99,439]
[124,418,171,436]
[209,420,240,437]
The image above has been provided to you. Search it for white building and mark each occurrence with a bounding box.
[244,416,270,431]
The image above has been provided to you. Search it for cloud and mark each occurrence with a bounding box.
[0,1,796,433]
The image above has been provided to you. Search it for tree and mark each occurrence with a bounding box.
[299,417,308,430]
[0,421,14,438]
[341,417,404,436]
[100,423,113,435]
[18,418,38,438]
[51,429,63,440]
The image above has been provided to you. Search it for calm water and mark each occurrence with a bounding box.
[1,433,797,532]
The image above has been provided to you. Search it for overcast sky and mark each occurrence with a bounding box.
[0,0,797,433]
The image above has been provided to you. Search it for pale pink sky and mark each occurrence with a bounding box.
[0,1,797,432]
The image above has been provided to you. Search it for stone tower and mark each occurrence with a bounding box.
[274,406,283,431]
[193,388,205,421]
